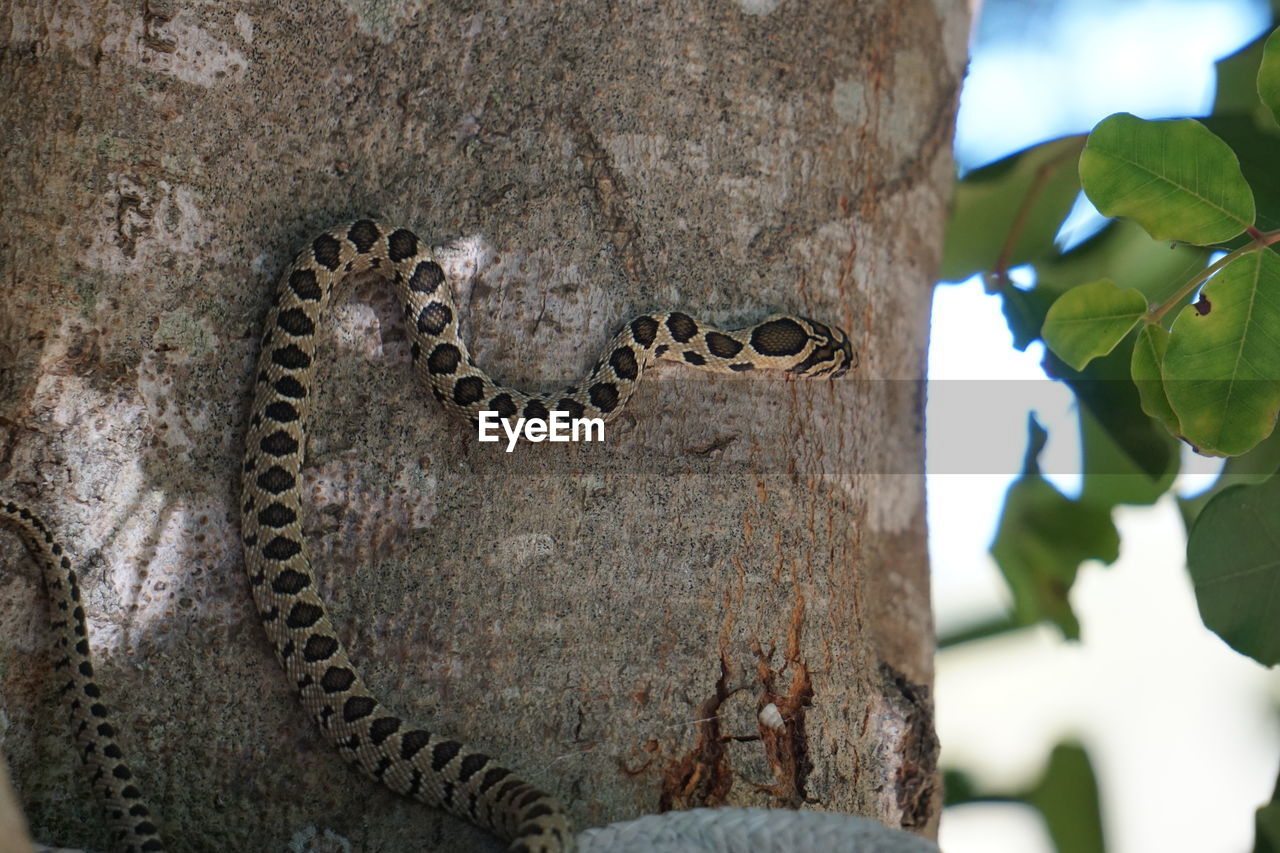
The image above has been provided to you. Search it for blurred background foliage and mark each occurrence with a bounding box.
[934,1,1280,850]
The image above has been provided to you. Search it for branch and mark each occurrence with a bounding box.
[1147,229,1280,325]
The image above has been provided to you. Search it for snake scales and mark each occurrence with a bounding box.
[2,220,854,852]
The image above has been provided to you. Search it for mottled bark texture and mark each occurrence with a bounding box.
[0,1,965,850]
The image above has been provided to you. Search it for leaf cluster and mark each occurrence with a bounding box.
[945,26,1280,662]
[939,24,1280,851]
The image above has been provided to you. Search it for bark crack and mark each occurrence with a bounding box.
[658,652,737,811]
[751,592,815,805]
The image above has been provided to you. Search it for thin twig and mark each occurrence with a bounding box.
[1147,229,1280,325]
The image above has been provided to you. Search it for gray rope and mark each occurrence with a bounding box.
[29,808,936,852]
[576,808,940,853]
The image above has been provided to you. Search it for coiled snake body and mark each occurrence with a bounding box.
[2,220,854,852]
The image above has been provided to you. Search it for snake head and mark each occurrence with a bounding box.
[789,318,858,378]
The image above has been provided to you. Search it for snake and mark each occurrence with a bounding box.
[1,219,855,852]
[0,499,165,853]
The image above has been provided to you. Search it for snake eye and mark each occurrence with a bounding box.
[790,341,837,375]
[835,339,857,375]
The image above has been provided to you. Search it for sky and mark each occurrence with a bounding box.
[929,2,1279,851]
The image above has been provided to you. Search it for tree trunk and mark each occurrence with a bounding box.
[0,1,964,850]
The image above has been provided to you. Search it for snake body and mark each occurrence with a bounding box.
[3,220,854,852]
[0,500,165,853]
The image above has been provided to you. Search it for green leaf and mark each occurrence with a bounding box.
[1026,744,1107,853]
[1001,218,1209,352]
[1079,403,1178,508]
[1255,767,1280,853]
[1210,26,1280,236]
[1163,249,1280,456]
[990,417,1120,638]
[1205,116,1280,235]
[1043,342,1174,483]
[943,742,1107,853]
[1259,28,1280,127]
[940,769,980,807]
[1214,27,1277,119]
[1037,218,1211,306]
[1131,324,1181,434]
[1000,284,1053,352]
[1178,426,1280,528]
[1257,798,1280,853]
[1080,113,1255,245]
[1042,279,1147,370]
[1187,475,1280,665]
[1198,28,1280,249]
[941,136,1086,282]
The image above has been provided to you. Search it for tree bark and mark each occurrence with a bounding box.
[0,1,965,850]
